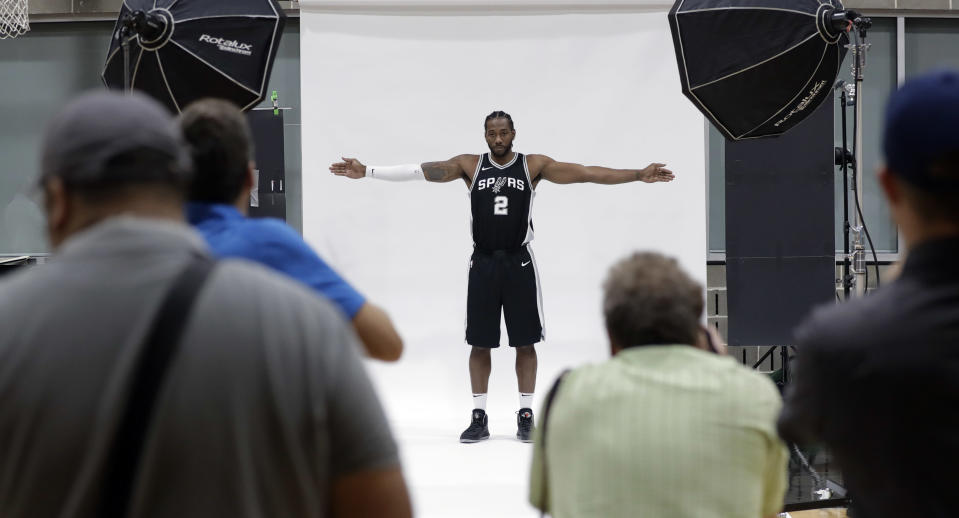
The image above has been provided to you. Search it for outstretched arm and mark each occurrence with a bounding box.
[531,154,675,185]
[330,156,475,184]
[421,156,471,183]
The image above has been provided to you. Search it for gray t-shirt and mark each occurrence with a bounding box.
[0,217,398,518]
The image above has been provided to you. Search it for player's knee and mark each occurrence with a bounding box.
[470,346,491,357]
[515,344,536,356]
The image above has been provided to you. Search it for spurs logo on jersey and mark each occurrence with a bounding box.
[476,176,526,192]
[469,152,535,250]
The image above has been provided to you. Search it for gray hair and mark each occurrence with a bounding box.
[602,252,704,348]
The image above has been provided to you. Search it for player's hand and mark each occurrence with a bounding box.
[330,157,367,179]
[637,163,675,183]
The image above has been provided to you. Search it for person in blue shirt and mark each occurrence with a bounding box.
[180,98,403,361]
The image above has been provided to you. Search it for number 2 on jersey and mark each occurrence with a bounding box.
[493,196,508,216]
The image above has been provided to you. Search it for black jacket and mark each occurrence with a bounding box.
[779,237,959,518]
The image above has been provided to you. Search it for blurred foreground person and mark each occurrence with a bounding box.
[779,69,959,518]
[180,98,403,362]
[530,252,787,518]
[0,91,411,518]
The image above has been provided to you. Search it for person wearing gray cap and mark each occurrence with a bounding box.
[0,91,412,518]
[779,69,959,518]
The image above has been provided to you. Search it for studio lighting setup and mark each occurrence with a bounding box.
[669,0,877,299]
[101,0,286,113]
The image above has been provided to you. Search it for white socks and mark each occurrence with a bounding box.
[472,393,535,411]
[472,393,488,411]
[520,393,534,410]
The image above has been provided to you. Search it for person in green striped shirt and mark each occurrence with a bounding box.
[530,252,788,518]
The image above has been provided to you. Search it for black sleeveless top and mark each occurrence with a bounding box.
[469,152,535,251]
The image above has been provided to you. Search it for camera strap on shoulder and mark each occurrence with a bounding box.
[98,255,216,518]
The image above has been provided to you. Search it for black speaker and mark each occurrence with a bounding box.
[725,101,835,346]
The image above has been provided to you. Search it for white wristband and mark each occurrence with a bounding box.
[366,164,424,181]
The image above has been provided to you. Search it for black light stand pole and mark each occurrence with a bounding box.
[118,10,166,93]
[119,11,141,93]
[121,24,132,92]
[839,87,853,300]
[822,8,872,301]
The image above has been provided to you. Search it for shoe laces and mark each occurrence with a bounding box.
[517,410,533,432]
[467,412,486,432]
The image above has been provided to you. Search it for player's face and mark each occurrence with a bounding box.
[485,118,515,158]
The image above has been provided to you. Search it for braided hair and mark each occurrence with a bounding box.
[484,110,514,130]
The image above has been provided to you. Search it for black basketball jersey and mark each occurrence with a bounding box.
[469,152,534,250]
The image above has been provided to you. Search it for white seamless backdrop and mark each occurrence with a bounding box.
[301,8,706,517]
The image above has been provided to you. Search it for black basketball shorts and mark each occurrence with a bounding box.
[465,245,545,348]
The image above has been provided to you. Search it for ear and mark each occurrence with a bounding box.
[233,162,257,214]
[43,177,70,248]
[606,327,622,356]
[878,167,900,207]
[245,161,256,191]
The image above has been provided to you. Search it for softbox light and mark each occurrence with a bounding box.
[668,0,850,140]
[102,0,286,113]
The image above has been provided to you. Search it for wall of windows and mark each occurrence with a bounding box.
[0,20,302,255]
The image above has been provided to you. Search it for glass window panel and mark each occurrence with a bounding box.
[708,124,725,254]
[0,22,111,255]
[905,18,959,76]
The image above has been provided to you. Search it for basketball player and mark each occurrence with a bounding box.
[330,111,675,443]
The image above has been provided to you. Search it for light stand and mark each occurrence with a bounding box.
[849,14,872,297]
[120,21,134,92]
[828,10,873,299]
[118,10,167,92]
[835,87,854,300]
[781,10,871,509]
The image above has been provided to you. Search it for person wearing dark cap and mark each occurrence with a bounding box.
[179,98,404,362]
[779,69,959,518]
[0,91,412,518]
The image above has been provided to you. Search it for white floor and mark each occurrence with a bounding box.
[365,332,608,518]
[397,417,537,518]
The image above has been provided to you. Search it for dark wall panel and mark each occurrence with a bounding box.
[725,101,835,345]
[247,109,286,221]
[726,257,835,345]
